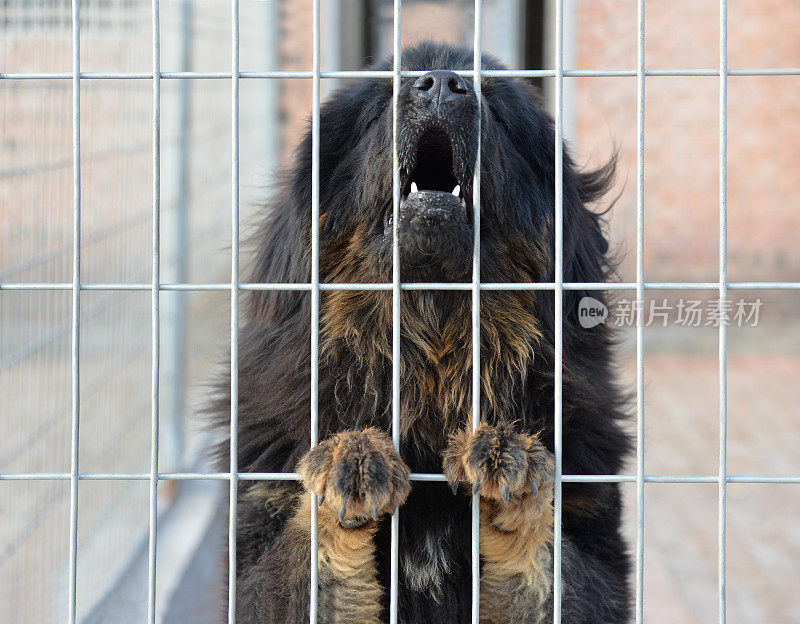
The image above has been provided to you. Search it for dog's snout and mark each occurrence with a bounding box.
[413,70,469,108]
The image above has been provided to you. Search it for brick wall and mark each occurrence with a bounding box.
[276,0,800,284]
[574,0,800,283]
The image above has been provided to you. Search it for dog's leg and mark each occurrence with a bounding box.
[281,427,411,624]
[443,422,556,624]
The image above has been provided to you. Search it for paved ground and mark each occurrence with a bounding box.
[616,339,800,623]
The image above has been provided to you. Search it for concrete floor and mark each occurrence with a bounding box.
[617,340,800,623]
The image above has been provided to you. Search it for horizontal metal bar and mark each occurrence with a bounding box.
[3,68,800,81]
[2,472,798,483]
[3,281,800,292]
[408,473,447,482]
[0,472,300,481]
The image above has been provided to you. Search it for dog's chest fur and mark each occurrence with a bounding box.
[321,290,541,443]
[401,523,453,599]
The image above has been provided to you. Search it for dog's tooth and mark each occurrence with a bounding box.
[411,181,418,194]
[452,184,460,197]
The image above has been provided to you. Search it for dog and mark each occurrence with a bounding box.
[212,42,631,623]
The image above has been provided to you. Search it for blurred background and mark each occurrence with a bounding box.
[1,1,798,622]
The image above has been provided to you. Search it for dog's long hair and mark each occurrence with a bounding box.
[211,42,630,620]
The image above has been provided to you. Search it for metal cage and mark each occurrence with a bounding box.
[3,1,800,624]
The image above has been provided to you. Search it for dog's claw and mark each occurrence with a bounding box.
[501,485,510,504]
[317,494,325,507]
[339,506,347,524]
[531,480,538,498]
[371,506,380,522]
[449,482,459,495]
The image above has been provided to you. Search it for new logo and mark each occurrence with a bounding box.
[578,296,608,328]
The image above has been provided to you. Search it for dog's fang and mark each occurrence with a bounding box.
[501,485,510,504]
[452,184,460,197]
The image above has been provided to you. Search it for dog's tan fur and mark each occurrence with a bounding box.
[286,495,384,624]
[443,422,557,623]
[287,428,412,623]
[479,488,555,623]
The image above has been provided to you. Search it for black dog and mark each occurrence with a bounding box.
[212,42,630,623]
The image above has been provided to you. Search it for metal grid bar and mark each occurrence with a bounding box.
[146,0,162,622]
[229,1,241,621]
[4,68,800,80]
[4,472,799,483]
[7,281,800,292]
[634,1,646,623]
[309,0,322,619]
[389,1,401,622]
[67,0,81,622]
[471,2,483,622]
[718,2,729,623]
[553,0,565,622]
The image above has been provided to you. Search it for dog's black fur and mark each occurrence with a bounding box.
[212,42,630,623]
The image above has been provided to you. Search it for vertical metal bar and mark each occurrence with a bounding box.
[229,0,241,621]
[635,1,646,622]
[471,2,483,623]
[146,0,162,621]
[389,0,402,622]
[309,0,322,620]
[67,0,81,622]
[552,1,564,623]
[162,0,192,473]
[718,1,728,623]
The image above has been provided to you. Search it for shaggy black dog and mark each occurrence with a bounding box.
[212,42,630,623]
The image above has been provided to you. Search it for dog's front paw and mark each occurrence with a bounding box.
[443,422,553,503]
[298,428,411,528]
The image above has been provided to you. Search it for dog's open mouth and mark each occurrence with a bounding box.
[402,129,464,199]
[385,128,470,229]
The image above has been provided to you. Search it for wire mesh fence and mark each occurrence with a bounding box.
[1,1,277,621]
[3,1,800,623]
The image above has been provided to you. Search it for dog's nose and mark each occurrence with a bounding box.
[413,70,469,107]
